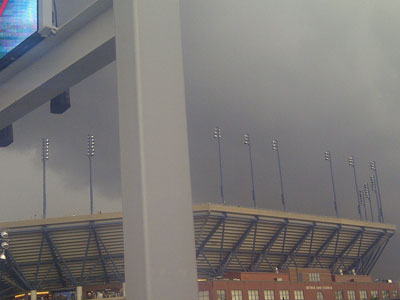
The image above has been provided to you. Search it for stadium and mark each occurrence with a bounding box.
[0,204,396,299]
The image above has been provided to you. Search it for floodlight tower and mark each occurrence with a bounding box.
[88,135,95,214]
[359,189,368,221]
[42,138,49,219]
[325,151,339,217]
[348,156,362,220]
[0,231,9,260]
[213,127,225,204]
[272,140,286,211]
[244,134,257,208]
[364,184,374,222]
[370,175,382,223]
[370,161,384,223]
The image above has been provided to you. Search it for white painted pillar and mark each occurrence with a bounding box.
[122,282,126,297]
[114,1,198,300]
[76,286,83,300]
[31,291,37,300]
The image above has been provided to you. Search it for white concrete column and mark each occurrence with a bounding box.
[114,1,198,300]
[31,291,37,300]
[76,286,83,300]
[122,282,126,297]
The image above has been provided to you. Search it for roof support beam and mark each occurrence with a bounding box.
[349,231,385,273]
[0,286,15,297]
[201,253,217,277]
[92,224,124,282]
[80,230,93,284]
[250,223,258,268]
[280,224,315,269]
[280,226,287,266]
[307,226,315,263]
[43,230,65,287]
[44,228,77,286]
[0,263,25,292]
[251,222,287,271]
[365,235,391,274]
[83,261,99,285]
[305,226,340,268]
[218,219,257,275]
[5,250,33,290]
[91,226,109,283]
[366,239,389,274]
[37,263,55,290]
[34,235,45,288]
[196,216,225,258]
[219,220,226,269]
[329,229,363,271]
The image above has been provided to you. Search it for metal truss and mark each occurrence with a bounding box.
[194,211,394,278]
[0,208,395,292]
[0,221,125,294]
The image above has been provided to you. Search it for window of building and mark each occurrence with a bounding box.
[335,291,344,300]
[309,273,321,282]
[280,290,290,300]
[217,290,226,300]
[348,290,356,300]
[317,292,324,300]
[199,291,209,300]
[336,291,344,300]
[294,290,304,300]
[232,290,243,300]
[360,291,368,300]
[248,290,260,300]
[371,291,379,299]
[393,290,399,299]
[265,290,275,300]
[382,291,390,300]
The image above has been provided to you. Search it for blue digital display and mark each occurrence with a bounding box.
[0,0,38,60]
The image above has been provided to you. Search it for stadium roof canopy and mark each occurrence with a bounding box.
[0,204,395,298]
[194,204,395,278]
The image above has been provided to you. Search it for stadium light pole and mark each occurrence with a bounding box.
[88,135,95,214]
[244,134,257,208]
[272,140,286,211]
[364,184,374,222]
[325,151,339,217]
[42,138,49,219]
[370,161,384,223]
[370,175,381,223]
[0,230,9,260]
[359,189,368,221]
[213,127,225,204]
[348,156,362,220]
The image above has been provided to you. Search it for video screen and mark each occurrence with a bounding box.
[0,0,38,60]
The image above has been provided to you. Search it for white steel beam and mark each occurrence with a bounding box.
[0,0,114,130]
[114,0,198,299]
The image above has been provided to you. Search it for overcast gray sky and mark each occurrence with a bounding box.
[1,0,400,279]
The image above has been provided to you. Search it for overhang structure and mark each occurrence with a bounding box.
[0,204,395,298]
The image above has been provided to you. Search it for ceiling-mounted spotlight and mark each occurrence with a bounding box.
[0,230,9,260]
[1,241,9,250]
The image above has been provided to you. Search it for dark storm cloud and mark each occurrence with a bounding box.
[180,0,400,279]
[1,0,400,279]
